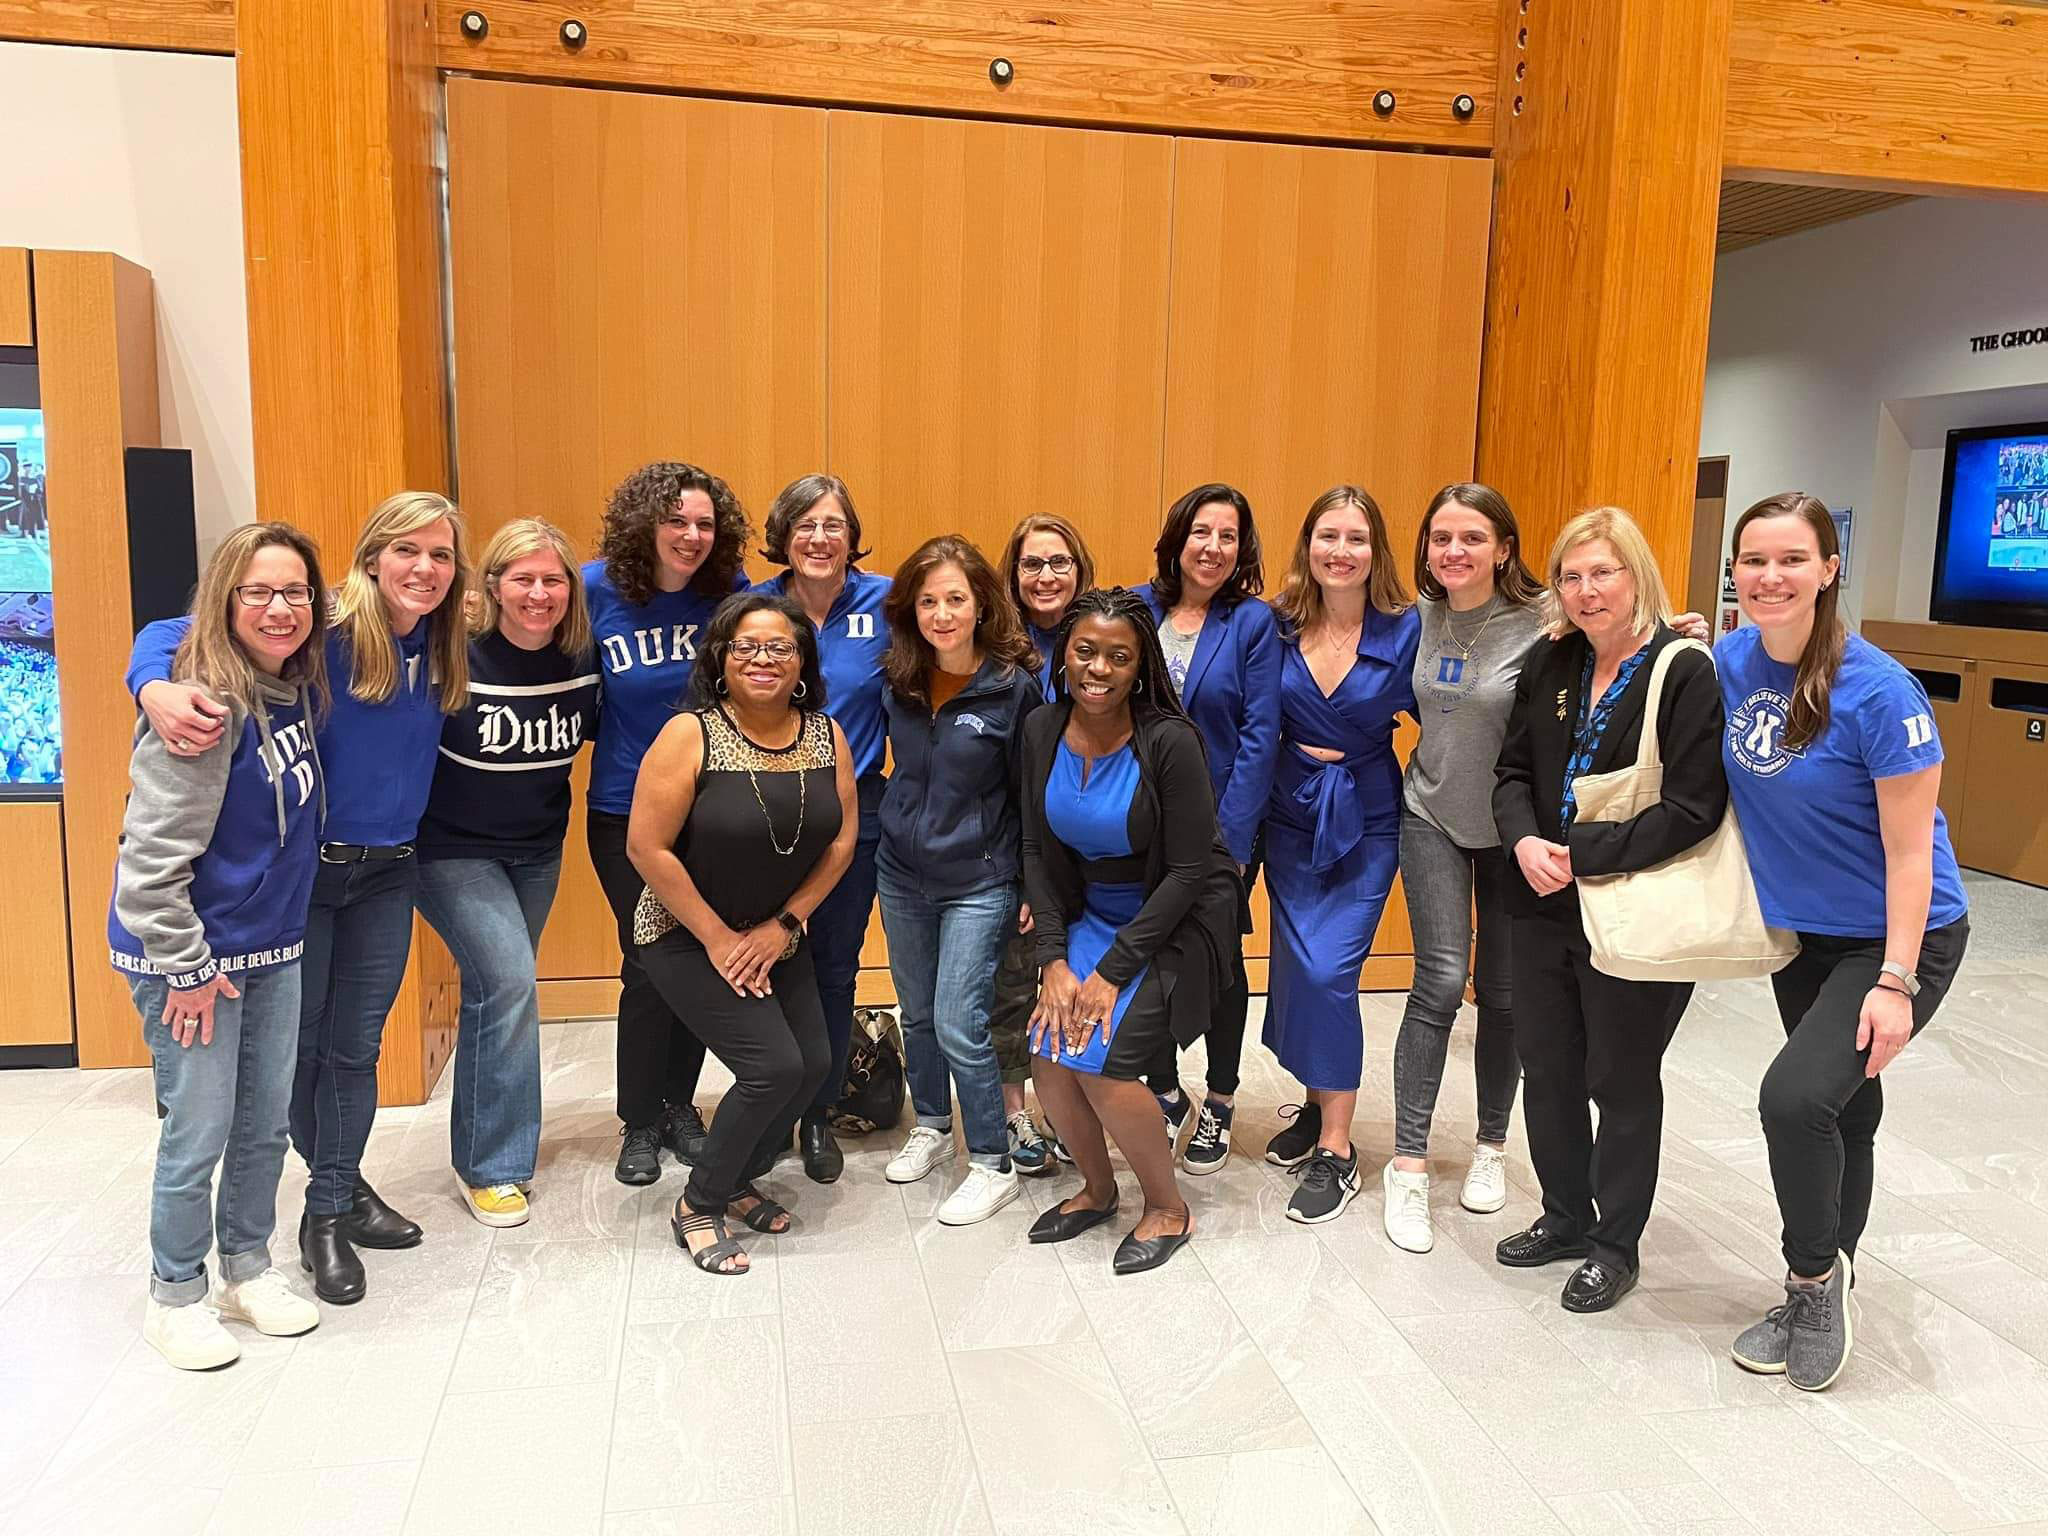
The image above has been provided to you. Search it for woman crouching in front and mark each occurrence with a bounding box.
[1021,588,1242,1274]
[627,592,858,1275]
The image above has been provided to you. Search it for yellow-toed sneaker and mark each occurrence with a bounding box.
[458,1174,531,1228]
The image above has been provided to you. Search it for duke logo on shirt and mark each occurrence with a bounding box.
[600,623,700,674]
[957,713,989,736]
[1436,656,1466,686]
[847,612,877,640]
[258,718,317,807]
[1727,687,1802,778]
[1903,713,1934,750]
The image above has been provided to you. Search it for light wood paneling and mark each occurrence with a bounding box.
[1725,0,2048,197]
[0,248,30,346]
[827,110,1174,579]
[0,0,234,52]
[1881,649,1973,838]
[0,801,76,1047]
[438,0,1496,153]
[35,249,159,1069]
[1477,0,1732,588]
[1715,179,1914,255]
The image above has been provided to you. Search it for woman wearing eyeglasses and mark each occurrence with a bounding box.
[750,475,891,1183]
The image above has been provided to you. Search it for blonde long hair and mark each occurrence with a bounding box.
[172,521,331,715]
[331,491,471,709]
[1541,506,1674,641]
[472,518,593,658]
[1272,485,1411,631]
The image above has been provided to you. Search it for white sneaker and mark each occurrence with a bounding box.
[936,1162,1021,1226]
[1382,1162,1434,1254]
[886,1125,956,1184]
[215,1267,321,1337]
[143,1297,241,1370]
[1461,1144,1509,1214]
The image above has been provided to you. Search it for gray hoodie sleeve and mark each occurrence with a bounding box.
[113,705,242,989]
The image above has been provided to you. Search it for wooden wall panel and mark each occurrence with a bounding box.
[0,248,30,346]
[1725,0,2048,197]
[35,249,159,1069]
[826,111,1174,580]
[0,801,76,1047]
[0,0,234,53]
[438,0,1497,153]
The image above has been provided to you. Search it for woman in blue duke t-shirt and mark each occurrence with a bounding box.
[1719,493,1970,1394]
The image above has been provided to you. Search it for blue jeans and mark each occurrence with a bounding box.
[802,772,884,1118]
[292,855,419,1215]
[415,850,561,1185]
[877,872,1014,1165]
[132,965,303,1306]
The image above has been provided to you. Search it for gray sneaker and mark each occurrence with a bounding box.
[1783,1251,1853,1392]
[1730,1299,1793,1374]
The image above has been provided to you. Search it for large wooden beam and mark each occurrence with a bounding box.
[0,0,234,52]
[1725,0,2048,197]
[437,0,1497,151]
[1475,0,1733,583]
[238,0,458,1104]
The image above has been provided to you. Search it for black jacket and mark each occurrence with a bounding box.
[877,656,1042,900]
[1020,703,1242,1048]
[1492,624,1728,918]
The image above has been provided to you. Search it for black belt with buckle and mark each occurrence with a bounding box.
[319,842,416,864]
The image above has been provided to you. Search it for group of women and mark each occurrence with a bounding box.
[109,464,1968,1398]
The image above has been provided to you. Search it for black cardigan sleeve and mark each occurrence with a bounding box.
[1019,707,1075,969]
[1094,720,1217,989]
[1567,645,1729,877]
[1492,639,1547,854]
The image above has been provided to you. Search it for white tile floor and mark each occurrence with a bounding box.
[2,869,2045,1535]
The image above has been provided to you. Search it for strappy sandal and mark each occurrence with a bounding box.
[730,1185,791,1235]
[670,1201,749,1275]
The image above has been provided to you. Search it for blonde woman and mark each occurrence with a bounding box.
[415,520,599,1227]
[112,523,329,1369]
[1490,507,1725,1314]
[130,491,470,1306]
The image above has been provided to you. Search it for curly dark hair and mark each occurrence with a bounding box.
[882,535,1038,708]
[683,591,827,713]
[599,461,751,605]
[1151,482,1263,608]
[759,473,872,567]
[1049,586,1196,729]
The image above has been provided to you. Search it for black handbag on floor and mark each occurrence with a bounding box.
[831,1006,906,1135]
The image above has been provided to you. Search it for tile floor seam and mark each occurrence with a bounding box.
[898,1170,1001,1536]
[596,1182,641,1520]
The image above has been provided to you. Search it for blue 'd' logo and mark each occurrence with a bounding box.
[1727,687,1802,778]
[1436,656,1466,685]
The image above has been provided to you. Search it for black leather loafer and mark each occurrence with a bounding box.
[1112,1216,1192,1275]
[300,1209,367,1305]
[1561,1258,1639,1313]
[1495,1225,1592,1269]
[800,1118,844,1185]
[1027,1199,1119,1245]
[347,1176,423,1249]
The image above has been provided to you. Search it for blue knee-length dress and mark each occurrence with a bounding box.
[1027,739,1168,1077]
[1262,605,1421,1092]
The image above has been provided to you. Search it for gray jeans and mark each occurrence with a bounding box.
[1392,810,1519,1159]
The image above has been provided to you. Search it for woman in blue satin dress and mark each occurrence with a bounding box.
[1260,486,1421,1226]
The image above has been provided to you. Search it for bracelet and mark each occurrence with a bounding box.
[1872,979,1911,997]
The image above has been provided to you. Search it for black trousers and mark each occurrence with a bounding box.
[1146,839,1260,1099]
[1761,918,1969,1278]
[1513,896,1692,1272]
[638,932,831,1212]
[587,809,707,1130]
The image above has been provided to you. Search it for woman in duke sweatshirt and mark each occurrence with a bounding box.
[112,523,330,1370]
[416,519,600,1228]
[130,492,471,1306]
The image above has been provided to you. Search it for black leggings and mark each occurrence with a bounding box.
[1761,918,1969,1277]
[587,809,707,1129]
[638,933,831,1212]
[1145,844,1259,1099]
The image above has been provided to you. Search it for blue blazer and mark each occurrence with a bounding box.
[1135,583,1282,865]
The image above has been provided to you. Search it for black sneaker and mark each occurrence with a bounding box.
[1285,1146,1361,1225]
[1264,1102,1322,1169]
[1182,1098,1233,1176]
[615,1122,662,1185]
[1156,1089,1194,1152]
[661,1102,709,1166]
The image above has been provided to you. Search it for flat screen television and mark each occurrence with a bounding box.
[1930,421,2048,633]
[0,349,59,795]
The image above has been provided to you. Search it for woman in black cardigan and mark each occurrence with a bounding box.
[1491,508,1727,1314]
[1021,588,1242,1275]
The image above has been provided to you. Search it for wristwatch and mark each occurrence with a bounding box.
[1877,961,1921,997]
[776,911,803,938]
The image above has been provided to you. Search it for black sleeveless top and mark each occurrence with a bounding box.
[634,707,841,943]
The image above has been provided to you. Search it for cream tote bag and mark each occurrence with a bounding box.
[1570,638,1799,982]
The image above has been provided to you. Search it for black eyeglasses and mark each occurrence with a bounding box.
[1018,555,1075,577]
[234,584,316,608]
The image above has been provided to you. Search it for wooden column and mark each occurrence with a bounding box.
[238,0,457,1104]
[1475,0,1734,582]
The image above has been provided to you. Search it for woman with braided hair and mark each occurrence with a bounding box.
[1019,587,1242,1275]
